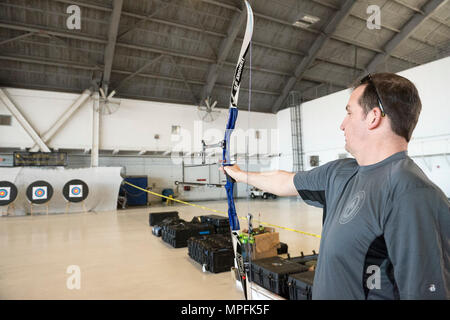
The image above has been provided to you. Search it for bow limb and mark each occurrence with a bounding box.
[222,0,253,300]
[223,0,253,230]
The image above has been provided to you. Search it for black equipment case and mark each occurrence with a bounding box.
[287,271,315,300]
[249,256,309,298]
[200,215,230,234]
[152,217,182,237]
[187,234,234,273]
[277,242,288,255]
[162,221,215,248]
[288,250,319,265]
[149,211,179,226]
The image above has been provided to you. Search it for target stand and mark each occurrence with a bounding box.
[26,180,54,216]
[63,179,89,214]
[0,181,18,216]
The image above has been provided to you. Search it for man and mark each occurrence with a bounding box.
[222,73,449,299]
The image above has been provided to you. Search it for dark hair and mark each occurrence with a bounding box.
[355,73,422,142]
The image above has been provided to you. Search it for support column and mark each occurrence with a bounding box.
[91,91,100,167]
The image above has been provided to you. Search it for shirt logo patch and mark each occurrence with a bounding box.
[339,190,365,224]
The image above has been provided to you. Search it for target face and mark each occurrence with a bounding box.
[63,179,89,203]
[26,181,53,204]
[0,181,18,206]
[32,186,48,200]
[0,187,10,200]
[69,185,83,198]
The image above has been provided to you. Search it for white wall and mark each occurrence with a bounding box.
[274,108,293,171]
[0,88,278,155]
[277,56,450,196]
[0,87,280,201]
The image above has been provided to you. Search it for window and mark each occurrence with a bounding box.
[310,155,319,167]
[0,115,11,126]
[171,125,180,135]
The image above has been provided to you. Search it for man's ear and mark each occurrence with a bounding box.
[367,108,383,130]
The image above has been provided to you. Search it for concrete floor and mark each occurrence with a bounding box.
[0,198,323,300]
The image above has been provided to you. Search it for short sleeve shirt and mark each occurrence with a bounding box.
[293,151,450,299]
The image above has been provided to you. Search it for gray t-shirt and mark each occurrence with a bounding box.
[293,151,450,300]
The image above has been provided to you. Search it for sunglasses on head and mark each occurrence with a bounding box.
[360,74,386,117]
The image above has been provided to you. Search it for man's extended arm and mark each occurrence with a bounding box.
[222,165,298,196]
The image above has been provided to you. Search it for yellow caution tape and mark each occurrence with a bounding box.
[123,181,321,239]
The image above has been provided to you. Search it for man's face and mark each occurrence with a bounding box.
[340,85,369,156]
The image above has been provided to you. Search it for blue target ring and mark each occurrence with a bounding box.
[71,187,81,195]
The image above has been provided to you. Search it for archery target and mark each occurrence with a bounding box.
[26,181,54,204]
[63,179,89,203]
[0,181,18,206]
[69,185,83,198]
[32,186,48,200]
[0,187,10,200]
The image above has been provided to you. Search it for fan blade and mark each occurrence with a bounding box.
[210,100,217,110]
[108,97,121,105]
[105,103,112,115]
[107,90,116,99]
[99,88,106,99]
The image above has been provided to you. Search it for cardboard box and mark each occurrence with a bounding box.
[242,227,280,260]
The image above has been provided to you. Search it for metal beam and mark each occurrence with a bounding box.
[0,22,107,44]
[0,32,35,46]
[0,21,398,79]
[2,1,423,69]
[168,56,199,105]
[365,0,446,73]
[113,54,166,90]
[201,7,246,102]
[0,88,51,152]
[1,54,346,98]
[0,54,98,71]
[271,0,355,113]
[199,0,420,66]
[45,34,103,70]
[102,0,123,93]
[29,89,92,152]
[52,0,112,12]
[117,1,171,40]
[0,55,281,96]
[313,0,450,43]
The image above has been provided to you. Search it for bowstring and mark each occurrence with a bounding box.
[246,39,252,299]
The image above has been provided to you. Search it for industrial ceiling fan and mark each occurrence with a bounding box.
[197,96,221,123]
[95,88,121,115]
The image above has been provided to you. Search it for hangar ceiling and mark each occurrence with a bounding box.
[0,0,449,113]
